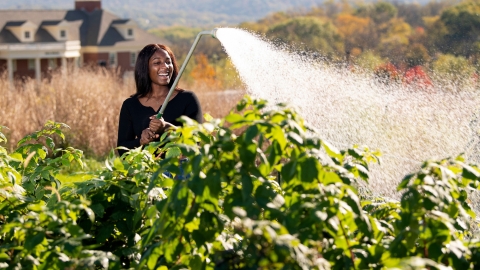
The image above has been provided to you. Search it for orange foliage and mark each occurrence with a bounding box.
[189,53,223,90]
[335,14,371,38]
[335,14,373,52]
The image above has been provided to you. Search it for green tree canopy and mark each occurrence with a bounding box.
[356,1,398,25]
[440,0,480,57]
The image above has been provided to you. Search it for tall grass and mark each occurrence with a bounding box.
[0,67,244,157]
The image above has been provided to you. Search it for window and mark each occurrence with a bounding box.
[28,59,35,70]
[24,31,30,39]
[48,58,57,69]
[60,30,66,38]
[130,52,136,67]
[109,52,116,67]
[127,28,133,37]
[12,60,17,72]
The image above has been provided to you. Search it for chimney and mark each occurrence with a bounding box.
[75,0,102,12]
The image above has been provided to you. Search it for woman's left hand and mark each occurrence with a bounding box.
[149,115,166,134]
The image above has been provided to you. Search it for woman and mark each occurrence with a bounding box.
[117,44,203,156]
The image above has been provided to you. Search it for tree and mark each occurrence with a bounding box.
[395,2,424,27]
[267,16,344,58]
[335,13,376,53]
[431,53,476,83]
[355,1,398,26]
[239,11,292,35]
[422,16,449,55]
[189,53,223,90]
[405,43,431,67]
[440,0,480,57]
[378,18,412,65]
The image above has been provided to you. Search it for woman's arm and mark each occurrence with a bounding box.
[117,101,141,156]
[185,91,203,123]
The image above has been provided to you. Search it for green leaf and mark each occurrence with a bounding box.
[96,224,114,244]
[322,140,342,160]
[245,125,259,142]
[236,97,248,111]
[281,160,297,183]
[300,157,319,183]
[189,254,203,269]
[287,131,303,145]
[90,203,105,218]
[113,158,125,171]
[46,137,55,149]
[25,232,45,251]
[225,113,244,123]
[145,243,162,270]
[166,147,182,159]
[398,173,415,190]
[241,173,254,202]
[462,165,480,180]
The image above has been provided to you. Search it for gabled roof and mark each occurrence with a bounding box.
[111,19,133,25]
[41,20,67,26]
[0,9,164,47]
[5,21,29,27]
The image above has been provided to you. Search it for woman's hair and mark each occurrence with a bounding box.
[133,44,180,98]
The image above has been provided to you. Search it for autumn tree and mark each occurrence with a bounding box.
[376,17,412,66]
[190,53,223,90]
[334,13,376,54]
[267,16,344,59]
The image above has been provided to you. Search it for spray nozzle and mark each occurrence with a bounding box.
[211,28,218,39]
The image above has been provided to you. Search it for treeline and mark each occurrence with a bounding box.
[0,0,327,28]
[151,0,480,87]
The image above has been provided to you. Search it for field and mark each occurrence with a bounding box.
[0,67,244,157]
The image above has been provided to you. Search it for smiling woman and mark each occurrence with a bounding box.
[116,44,203,156]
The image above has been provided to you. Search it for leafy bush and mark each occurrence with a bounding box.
[431,54,477,88]
[1,96,480,269]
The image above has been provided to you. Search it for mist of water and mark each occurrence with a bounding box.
[215,27,480,198]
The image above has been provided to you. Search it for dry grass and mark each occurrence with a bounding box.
[0,67,245,157]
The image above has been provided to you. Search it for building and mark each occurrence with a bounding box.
[0,0,168,81]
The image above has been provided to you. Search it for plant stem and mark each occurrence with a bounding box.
[339,217,356,270]
[423,217,429,259]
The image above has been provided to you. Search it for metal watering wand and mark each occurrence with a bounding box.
[156,28,219,119]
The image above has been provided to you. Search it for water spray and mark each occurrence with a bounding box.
[156,28,218,119]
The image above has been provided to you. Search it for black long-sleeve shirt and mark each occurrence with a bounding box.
[117,90,202,156]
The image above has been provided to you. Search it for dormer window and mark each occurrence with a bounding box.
[41,20,70,40]
[6,20,37,42]
[111,20,136,39]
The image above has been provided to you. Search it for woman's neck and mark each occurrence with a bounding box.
[149,85,169,98]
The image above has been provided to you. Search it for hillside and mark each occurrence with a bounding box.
[0,0,329,28]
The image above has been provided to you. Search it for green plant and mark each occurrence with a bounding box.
[1,96,480,269]
[0,122,118,269]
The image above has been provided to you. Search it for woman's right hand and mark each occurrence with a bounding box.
[139,128,158,145]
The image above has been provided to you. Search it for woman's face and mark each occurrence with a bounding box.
[148,49,173,87]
